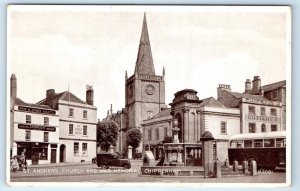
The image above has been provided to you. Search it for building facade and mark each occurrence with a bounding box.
[217,76,284,134]
[10,74,60,165]
[37,87,97,163]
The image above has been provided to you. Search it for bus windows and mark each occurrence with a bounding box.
[230,141,243,148]
[254,139,263,147]
[244,140,252,148]
[276,138,286,147]
[264,139,275,147]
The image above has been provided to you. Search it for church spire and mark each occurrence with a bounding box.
[134,13,155,75]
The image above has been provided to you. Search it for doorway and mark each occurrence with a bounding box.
[59,144,66,162]
[51,149,57,163]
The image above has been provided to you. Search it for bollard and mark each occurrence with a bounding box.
[233,160,239,173]
[242,160,248,173]
[214,161,222,178]
[250,160,258,176]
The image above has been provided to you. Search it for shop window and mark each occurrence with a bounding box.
[26,115,31,123]
[261,107,266,116]
[83,126,87,136]
[271,108,277,116]
[82,143,88,156]
[271,124,277,131]
[261,124,266,132]
[69,108,74,117]
[83,110,87,119]
[69,124,74,134]
[39,148,48,160]
[17,147,31,159]
[44,132,49,142]
[220,121,227,134]
[25,130,31,141]
[249,123,256,133]
[74,142,79,155]
[44,117,49,126]
[148,129,152,141]
[155,129,159,140]
[248,106,255,115]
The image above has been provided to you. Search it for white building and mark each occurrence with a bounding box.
[10,74,60,165]
[37,87,97,163]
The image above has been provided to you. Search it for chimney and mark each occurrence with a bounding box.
[217,84,231,101]
[244,79,252,93]
[252,76,261,95]
[10,74,17,99]
[45,89,55,108]
[86,85,94,105]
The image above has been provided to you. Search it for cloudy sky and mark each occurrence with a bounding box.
[8,5,290,119]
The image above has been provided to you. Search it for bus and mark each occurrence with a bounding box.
[228,131,286,170]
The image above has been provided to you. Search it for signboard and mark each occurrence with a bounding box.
[18,124,56,132]
[18,106,56,115]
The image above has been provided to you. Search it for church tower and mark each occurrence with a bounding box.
[125,13,166,131]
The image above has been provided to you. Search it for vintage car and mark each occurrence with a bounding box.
[96,152,131,169]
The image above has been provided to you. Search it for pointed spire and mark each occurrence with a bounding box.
[134,13,155,75]
[125,70,128,80]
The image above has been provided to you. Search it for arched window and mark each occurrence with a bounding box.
[261,124,266,132]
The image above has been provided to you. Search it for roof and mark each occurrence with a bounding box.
[14,98,52,109]
[199,97,225,108]
[228,91,270,102]
[263,80,286,92]
[37,91,86,105]
[229,131,286,140]
[150,108,171,119]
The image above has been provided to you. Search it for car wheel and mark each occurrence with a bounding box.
[122,163,131,169]
[92,159,96,164]
[98,163,107,169]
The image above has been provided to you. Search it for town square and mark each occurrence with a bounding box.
[7,5,290,185]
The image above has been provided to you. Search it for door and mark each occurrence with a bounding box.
[60,144,66,162]
[51,149,56,163]
[31,147,39,165]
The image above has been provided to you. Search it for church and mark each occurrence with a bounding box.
[105,14,167,157]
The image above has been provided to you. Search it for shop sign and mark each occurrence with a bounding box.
[18,106,56,115]
[18,124,56,132]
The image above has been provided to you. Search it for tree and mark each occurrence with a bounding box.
[126,128,142,149]
[97,120,119,152]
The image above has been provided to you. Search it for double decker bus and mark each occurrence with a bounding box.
[228,131,286,170]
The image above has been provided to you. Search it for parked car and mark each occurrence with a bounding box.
[96,152,131,169]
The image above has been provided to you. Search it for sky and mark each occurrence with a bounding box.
[7,5,290,119]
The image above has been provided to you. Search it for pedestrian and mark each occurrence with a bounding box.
[10,156,19,172]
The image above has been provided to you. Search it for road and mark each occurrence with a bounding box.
[9,161,286,183]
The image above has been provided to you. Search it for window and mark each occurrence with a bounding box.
[164,127,168,138]
[69,108,74,117]
[264,139,275,147]
[272,91,278,99]
[83,110,87,119]
[44,132,49,142]
[248,106,255,115]
[39,148,48,160]
[83,126,87,136]
[271,124,277,131]
[261,124,266,132]
[26,115,31,123]
[249,123,256,133]
[276,138,286,147]
[148,129,152,141]
[271,108,277,116]
[74,142,79,155]
[220,122,227,134]
[44,117,49,125]
[244,140,253,148]
[254,139,263,147]
[261,107,266,116]
[82,143,87,156]
[25,130,31,141]
[155,129,159,140]
[69,124,74,134]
